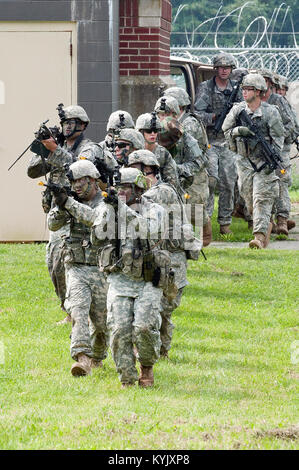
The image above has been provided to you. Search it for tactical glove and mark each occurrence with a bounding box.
[52,186,68,209]
[232,126,255,137]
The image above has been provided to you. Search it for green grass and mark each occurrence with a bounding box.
[0,243,298,450]
[211,187,299,242]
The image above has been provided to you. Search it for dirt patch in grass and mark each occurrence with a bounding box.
[255,426,299,440]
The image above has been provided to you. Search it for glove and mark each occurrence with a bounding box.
[51,186,68,208]
[232,126,255,137]
[102,188,118,207]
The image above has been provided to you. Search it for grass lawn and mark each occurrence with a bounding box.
[0,236,298,450]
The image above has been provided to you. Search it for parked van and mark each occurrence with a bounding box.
[170,55,214,108]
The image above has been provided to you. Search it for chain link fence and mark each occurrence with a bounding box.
[170,47,299,82]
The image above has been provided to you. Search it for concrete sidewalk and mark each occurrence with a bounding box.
[210,204,299,250]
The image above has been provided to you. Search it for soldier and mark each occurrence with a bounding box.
[259,69,297,235]
[194,52,242,235]
[114,128,145,166]
[47,160,109,376]
[101,110,135,152]
[27,105,115,324]
[93,168,166,388]
[135,112,180,190]
[163,86,212,246]
[127,149,201,357]
[154,96,203,194]
[222,73,284,249]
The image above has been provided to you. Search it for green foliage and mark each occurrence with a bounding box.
[0,243,298,449]
[171,0,298,48]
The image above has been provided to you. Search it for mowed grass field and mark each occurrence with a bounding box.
[0,240,298,450]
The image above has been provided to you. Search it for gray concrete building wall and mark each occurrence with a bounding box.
[0,0,119,141]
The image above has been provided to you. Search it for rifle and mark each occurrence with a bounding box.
[8,105,65,171]
[213,74,245,136]
[38,181,78,199]
[238,109,285,174]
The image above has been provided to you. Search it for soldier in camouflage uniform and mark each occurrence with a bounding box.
[223,73,284,249]
[163,86,212,246]
[127,149,201,357]
[135,112,180,191]
[92,168,166,388]
[114,128,145,166]
[154,96,203,196]
[195,53,243,234]
[47,160,109,376]
[27,105,115,324]
[259,69,297,235]
[100,110,135,152]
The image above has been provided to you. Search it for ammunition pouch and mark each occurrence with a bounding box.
[63,238,99,266]
[121,247,143,279]
[98,244,118,273]
[150,250,178,302]
[42,187,52,214]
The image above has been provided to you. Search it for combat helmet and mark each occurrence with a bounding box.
[230,68,248,82]
[135,112,162,132]
[128,149,160,169]
[60,105,90,123]
[279,75,289,90]
[107,110,135,132]
[242,73,267,92]
[115,128,145,150]
[212,53,236,69]
[257,69,273,82]
[118,168,147,190]
[163,87,191,107]
[154,96,180,117]
[67,159,100,181]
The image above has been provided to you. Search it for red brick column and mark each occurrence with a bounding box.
[119,0,171,77]
[119,0,173,119]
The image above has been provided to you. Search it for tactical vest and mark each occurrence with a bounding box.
[236,110,274,159]
[63,192,102,266]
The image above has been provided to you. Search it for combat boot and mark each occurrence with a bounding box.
[247,220,253,230]
[202,219,212,247]
[276,216,288,236]
[249,233,265,249]
[138,365,154,387]
[287,219,296,231]
[220,224,232,235]
[71,353,92,377]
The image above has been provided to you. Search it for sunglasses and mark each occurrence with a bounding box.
[115,142,129,149]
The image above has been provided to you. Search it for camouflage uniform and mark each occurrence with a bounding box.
[152,143,181,192]
[135,112,180,191]
[179,111,210,225]
[223,101,284,236]
[154,96,203,192]
[27,114,115,314]
[93,168,166,385]
[142,179,188,356]
[47,162,109,364]
[266,92,296,221]
[195,74,242,227]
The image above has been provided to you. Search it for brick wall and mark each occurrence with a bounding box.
[119,0,171,77]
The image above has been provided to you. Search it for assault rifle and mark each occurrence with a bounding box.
[238,109,285,174]
[8,104,65,171]
[38,181,78,199]
[213,74,245,136]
